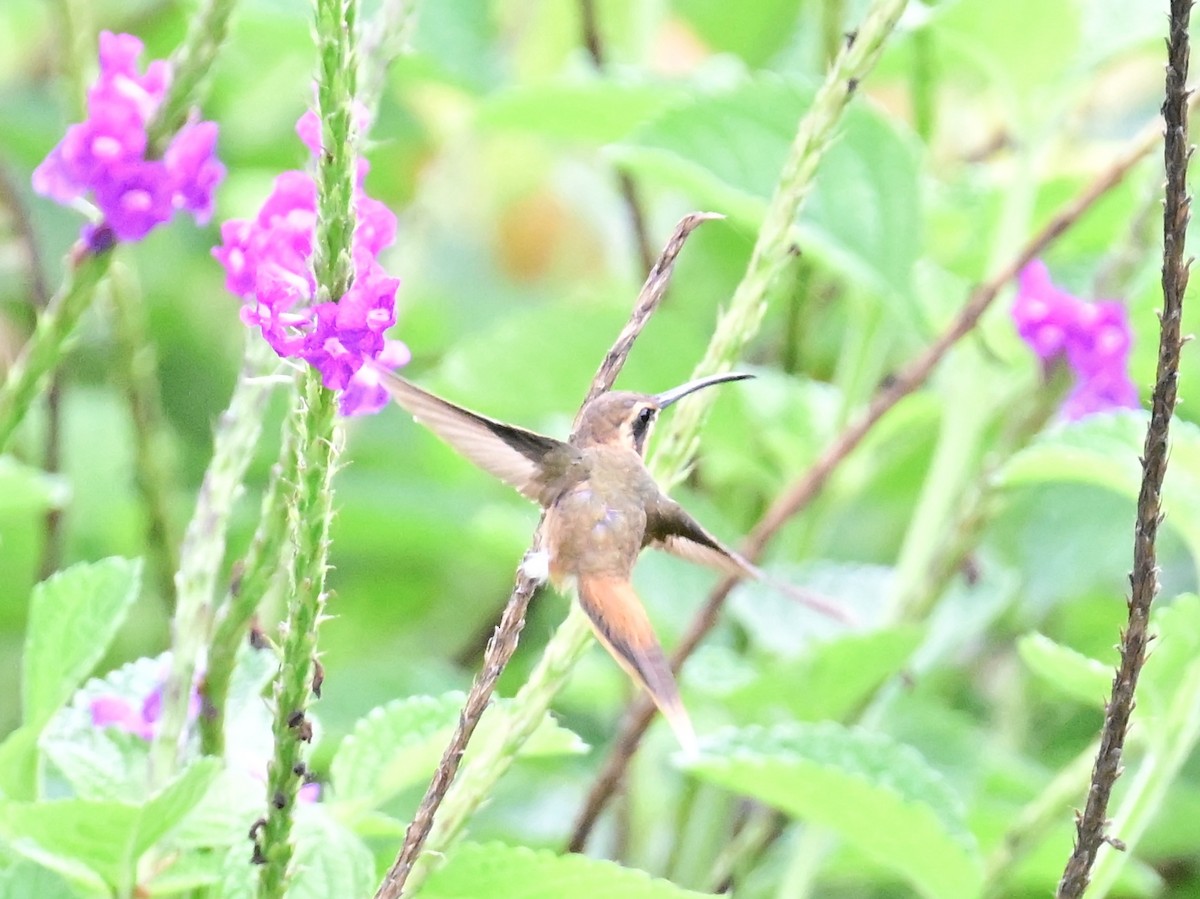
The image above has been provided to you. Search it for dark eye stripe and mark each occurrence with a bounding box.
[630,406,655,453]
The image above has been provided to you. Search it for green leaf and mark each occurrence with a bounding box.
[673,0,807,66]
[1141,594,1200,721]
[286,809,377,899]
[477,81,683,143]
[329,692,586,815]
[615,78,921,299]
[215,807,376,899]
[23,557,143,728]
[688,723,981,899]
[0,456,68,514]
[398,0,501,92]
[1016,632,1111,708]
[0,758,219,887]
[931,0,1081,96]
[140,850,223,895]
[0,725,40,801]
[40,655,165,801]
[717,627,924,723]
[0,848,109,899]
[1000,414,1200,557]
[421,842,718,899]
[0,859,90,899]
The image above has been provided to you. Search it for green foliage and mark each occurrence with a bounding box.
[1017,632,1110,709]
[0,759,219,891]
[421,842,719,899]
[23,557,143,728]
[688,722,981,899]
[618,78,921,300]
[712,625,925,723]
[329,692,586,817]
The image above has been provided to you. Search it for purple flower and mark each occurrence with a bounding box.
[31,31,224,246]
[89,680,200,741]
[90,693,158,741]
[1013,260,1140,420]
[90,675,321,804]
[213,113,406,415]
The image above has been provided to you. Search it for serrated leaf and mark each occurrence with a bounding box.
[477,82,683,143]
[719,627,924,723]
[215,808,376,899]
[1017,632,1111,708]
[615,78,920,299]
[687,723,981,899]
[329,692,586,815]
[23,557,143,728]
[169,768,264,849]
[421,841,718,899]
[287,808,376,899]
[0,758,219,886]
[40,655,165,800]
[1000,414,1200,556]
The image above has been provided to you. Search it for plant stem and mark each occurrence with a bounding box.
[401,603,596,893]
[650,0,910,490]
[257,374,341,898]
[109,264,181,607]
[1056,4,1192,892]
[0,247,112,452]
[147,0,240,152]
[983,740,1097,893]
[567,89,1177,856]
[150,335,280,786]
[199,426,293,757]
[373,213,719,899]
[257,0,359,891]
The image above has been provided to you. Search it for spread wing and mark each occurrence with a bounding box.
[645,497,853,623]
[371,365,578,505]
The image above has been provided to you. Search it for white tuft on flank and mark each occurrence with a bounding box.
[520,549,550,584]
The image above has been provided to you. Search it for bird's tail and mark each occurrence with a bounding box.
[576,574,697,755]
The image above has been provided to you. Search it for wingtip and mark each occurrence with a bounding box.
[765,575,858,627]
[664,706,700,759]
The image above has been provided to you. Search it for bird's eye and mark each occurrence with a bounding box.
[630,406,655,442]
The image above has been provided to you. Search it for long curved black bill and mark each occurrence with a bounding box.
[654,372,754,410]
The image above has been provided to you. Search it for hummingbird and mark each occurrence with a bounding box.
[372,367,843,752]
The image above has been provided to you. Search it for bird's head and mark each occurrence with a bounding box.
[573,372,753,456]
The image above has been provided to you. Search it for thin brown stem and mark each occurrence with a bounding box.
[567,104,1175,853]
[372,212,720,899]
[1056,3,1192,895]
[0,157,63,578]
[577,0,654,273]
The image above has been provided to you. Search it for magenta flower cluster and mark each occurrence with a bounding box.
[32,31,224,248]
[90,682,184,742]
[90,680,319,802]
[213,111,407,416]
[1012,260,1140,420]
